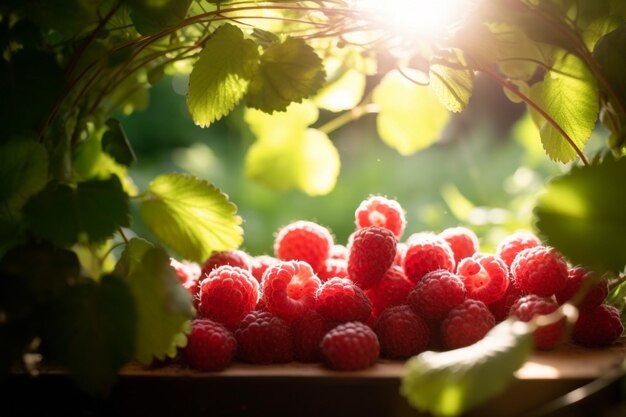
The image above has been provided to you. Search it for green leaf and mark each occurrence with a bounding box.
[187,24,259,127]
[44,275,136,395]
[140,173,243,263]
[0,139,48,219]
[246,37,325,113]
[401,320,533,417]
[528,52,599,163]
[116,239,194,364]
[373,70,450,155]
[534,157,626,272]
[128,0,192,35]
[429,64,473,113]
[244,102,340,195]
[23,177,130,247]
[583,17,622,51]
[593,23,626,116]
[24,0,101,37]
[101,118,136,167]
[315,57,366,112]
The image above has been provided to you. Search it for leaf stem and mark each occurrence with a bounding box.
[483,69,590,166]
[118,227,129,245]
[317,103,379,135]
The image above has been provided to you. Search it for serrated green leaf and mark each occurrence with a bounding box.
[429,65,473,113]
[315,58,366,112]
[128,0,192,35]
[101,118,136,167]
[246,37,325,113]
[0,139,48,219]
[116,239,193,364]
[187,24,259,127]
[373,70,450,155]
[140,173,243,263]
[583,17,621,51]
[401,320,533,417]
[593,23,626,117]
[244,102,340,195]
[44,275,136,395]
[23,177,130,247]
[528,52,599,163]
[535,157,626,272]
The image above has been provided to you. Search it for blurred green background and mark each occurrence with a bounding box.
[120,73,604,258]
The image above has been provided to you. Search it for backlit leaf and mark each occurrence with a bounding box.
[101,118,136,167]
[187,24,259,127]
[246,37,325,113]
[593,23,626,117]
[373,70,450,155]
[24,177,130,247]
[429,64,473,113]
[535,156,626,272]
[140,173,243,263]
[116,239,193,364]
[128,0,192,35]
[402,320,533,417]
[528,52,599,163]
[315,58,366,112]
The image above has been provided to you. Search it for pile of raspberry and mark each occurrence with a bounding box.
[170,196,623,372]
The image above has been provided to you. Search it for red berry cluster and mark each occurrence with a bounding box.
[170,196,623,372]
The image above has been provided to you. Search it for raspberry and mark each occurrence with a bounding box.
[456,253,509,304]
[407,269,466,320]
[402,235,455,284]
[439,227,479,264]
[317,258,348,282]
[393,242,407,266]
[329,244,348,260]
[170,258,202,300]
[347,226,397,290]
[198,265,259,328]
[489,278,526,322]
[509,295,564,350]
[374,306,430,358]
[441,299,495,349]
[261,261,321,320]
[321,322,380,370]
[183,319,237,371]
[572,304,623,347]
[365,266,413,317]
[511,246,568,297]
[250,255,278,282]
[355,195,406,238]
[316,277,372,323]
[496,230,541,268]
[201,250,252,278]
[555,267,608,310]
[274,221,333,271]
[235,310,292,363]
[291,310,334,362]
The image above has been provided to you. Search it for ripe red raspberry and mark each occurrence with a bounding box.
[456,253,509,304]
[511,246,568,297]
[441,299,495,349]
[317,258,349,282]
[183,319,237,371]
[321,322,380,370]
[402,235,455,284]
[250,255,278,282]
[573,304,623,347]
[509,295,564,350]
[291,310,334,362]
[407,269,466,320]
[496,230,541,268]
[393,242,407,266]
[555,267,608,311]
[261,261,321,320]
[235,310,292,363]
[366,266,413,317]
[274,221,333,271]
[201,250,252,278]
[439,227,479,264]
[329,244,348,260]
[347,226,397,289]
[198,266,259,328]
[316,277,372,323]
[170,258,202,299]
[374,306,430,358]
[489,278,526,322]
[355,195,406,238]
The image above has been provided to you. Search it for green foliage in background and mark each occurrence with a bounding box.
[0,0,625,413]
